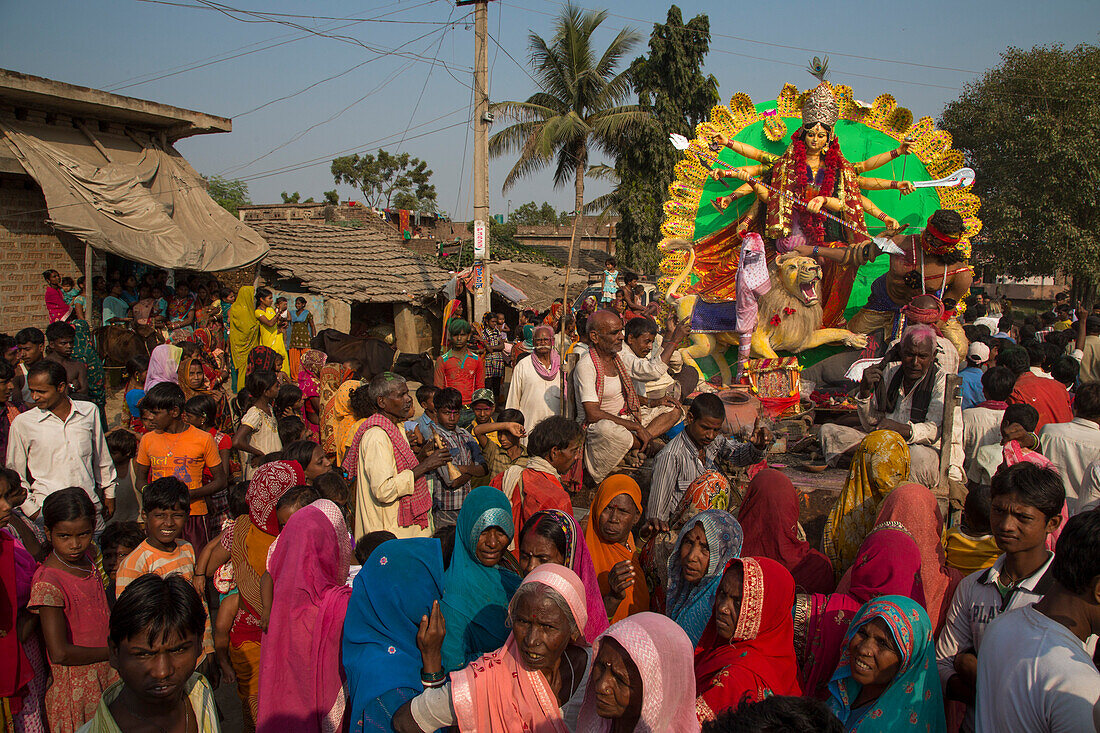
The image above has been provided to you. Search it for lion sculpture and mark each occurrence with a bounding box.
[751,253,868,358]
[664,241,866,384]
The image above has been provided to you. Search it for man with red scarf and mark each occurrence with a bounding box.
[849,209,973,357]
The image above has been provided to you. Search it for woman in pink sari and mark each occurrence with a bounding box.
[837,483,962,635]
[792,526,925,699]
[257,499,353,733]
[577,612,699,732]
[394,563,591,733]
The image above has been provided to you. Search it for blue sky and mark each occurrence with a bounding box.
[2,0,1096,220]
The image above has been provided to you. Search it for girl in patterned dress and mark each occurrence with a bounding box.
[27,489,118,733]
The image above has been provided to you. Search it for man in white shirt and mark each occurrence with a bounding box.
[6,360,116,531]
[617,316,689,400]
[961,366,1014,484]
[1037,382,1100,513]
[820,324,964,487]
[975,509,1100,732]
[935,462,1065,733]
[505,326,562,434]
[574,310,681,483]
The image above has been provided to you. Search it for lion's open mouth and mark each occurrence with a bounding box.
[799,277,820,304]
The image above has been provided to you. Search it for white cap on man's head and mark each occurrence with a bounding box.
[967,342,990,364]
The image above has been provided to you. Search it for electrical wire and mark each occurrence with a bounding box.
[232,15,470,118]
[498,0,1097,99]
[111,0,438,91]
[393,4,457,154]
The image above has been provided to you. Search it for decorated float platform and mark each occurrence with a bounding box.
[659,80,981,404]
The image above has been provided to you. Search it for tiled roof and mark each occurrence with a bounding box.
[253,222,452,303]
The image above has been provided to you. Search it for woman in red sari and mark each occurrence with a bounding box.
[837,483,962,635]
[738,468,835,594]
[693,557,801,723]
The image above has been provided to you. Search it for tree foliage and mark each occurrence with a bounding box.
[323,190,340,205]
[280,191,315,203]
[489,3,649,264]
[205,175,251,216]
[510,201,570,226]
[613,6,718,273]
[940,43,1100,300]
[330,149,438,212]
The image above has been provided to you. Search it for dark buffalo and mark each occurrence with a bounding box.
[95,325,153,367]
[311,328,435,386]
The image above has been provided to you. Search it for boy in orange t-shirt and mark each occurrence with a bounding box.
[115,476,213,661]
[136,382,226,552]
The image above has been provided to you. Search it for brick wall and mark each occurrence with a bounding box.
[0,173,87,332]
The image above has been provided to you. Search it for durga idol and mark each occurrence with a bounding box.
[707,83,913,327]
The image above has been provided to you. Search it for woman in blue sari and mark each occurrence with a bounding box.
[342,538,444,733]
[827,595,945,733]
[665,509,743,645]
[439,486,522,672]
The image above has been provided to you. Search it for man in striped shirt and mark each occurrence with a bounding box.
[646,393,770,526]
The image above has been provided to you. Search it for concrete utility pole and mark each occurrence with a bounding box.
[461,0,492,324]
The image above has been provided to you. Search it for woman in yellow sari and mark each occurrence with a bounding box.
[822,429,910,575]
[254,288,291,378]
[228,285,259,391]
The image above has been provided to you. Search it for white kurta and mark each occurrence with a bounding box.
[354,425,433,540]
[505,355,562,433]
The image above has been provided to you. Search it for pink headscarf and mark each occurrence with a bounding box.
[577,612,700,732]
[450,564,587,733]
[1001,441,1067,551]
[839,483,961,634]
[256,500,353,733]
[522,509,608,643]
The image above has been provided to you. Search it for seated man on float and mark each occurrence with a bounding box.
[647,392,771,528]
[573,309,683,483]
[848,208,972,358]
[893,294,961,373]
[819,323,964,488]
[619,316,690,402]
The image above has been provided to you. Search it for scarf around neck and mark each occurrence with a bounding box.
[588,349,640,419]
[345,414,431,529]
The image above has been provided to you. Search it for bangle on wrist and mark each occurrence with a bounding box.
[1029,432,1040,449]
[891,180,900,190]
[890,149,901,160]
[421,668,446,684]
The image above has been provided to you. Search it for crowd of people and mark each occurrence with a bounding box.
[1,267,1099,733]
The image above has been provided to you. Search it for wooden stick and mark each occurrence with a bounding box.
[558,213,581,416]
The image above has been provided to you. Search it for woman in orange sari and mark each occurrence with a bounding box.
[320,379,361,462]
[584,475,650,623]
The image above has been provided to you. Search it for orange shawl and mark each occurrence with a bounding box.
[583,474,650,622]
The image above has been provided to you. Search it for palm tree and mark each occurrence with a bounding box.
[489,4,649,259]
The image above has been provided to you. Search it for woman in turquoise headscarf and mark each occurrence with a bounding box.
[664,508,743,645]
[342,537,444,733]
[439,486,522,672]
[827,595,945,733]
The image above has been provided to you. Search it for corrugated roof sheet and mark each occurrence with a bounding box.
[253,222,452,303]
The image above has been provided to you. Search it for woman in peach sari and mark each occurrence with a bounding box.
[394,564,591,732]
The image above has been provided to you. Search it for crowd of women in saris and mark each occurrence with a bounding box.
[240,424,960,733]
